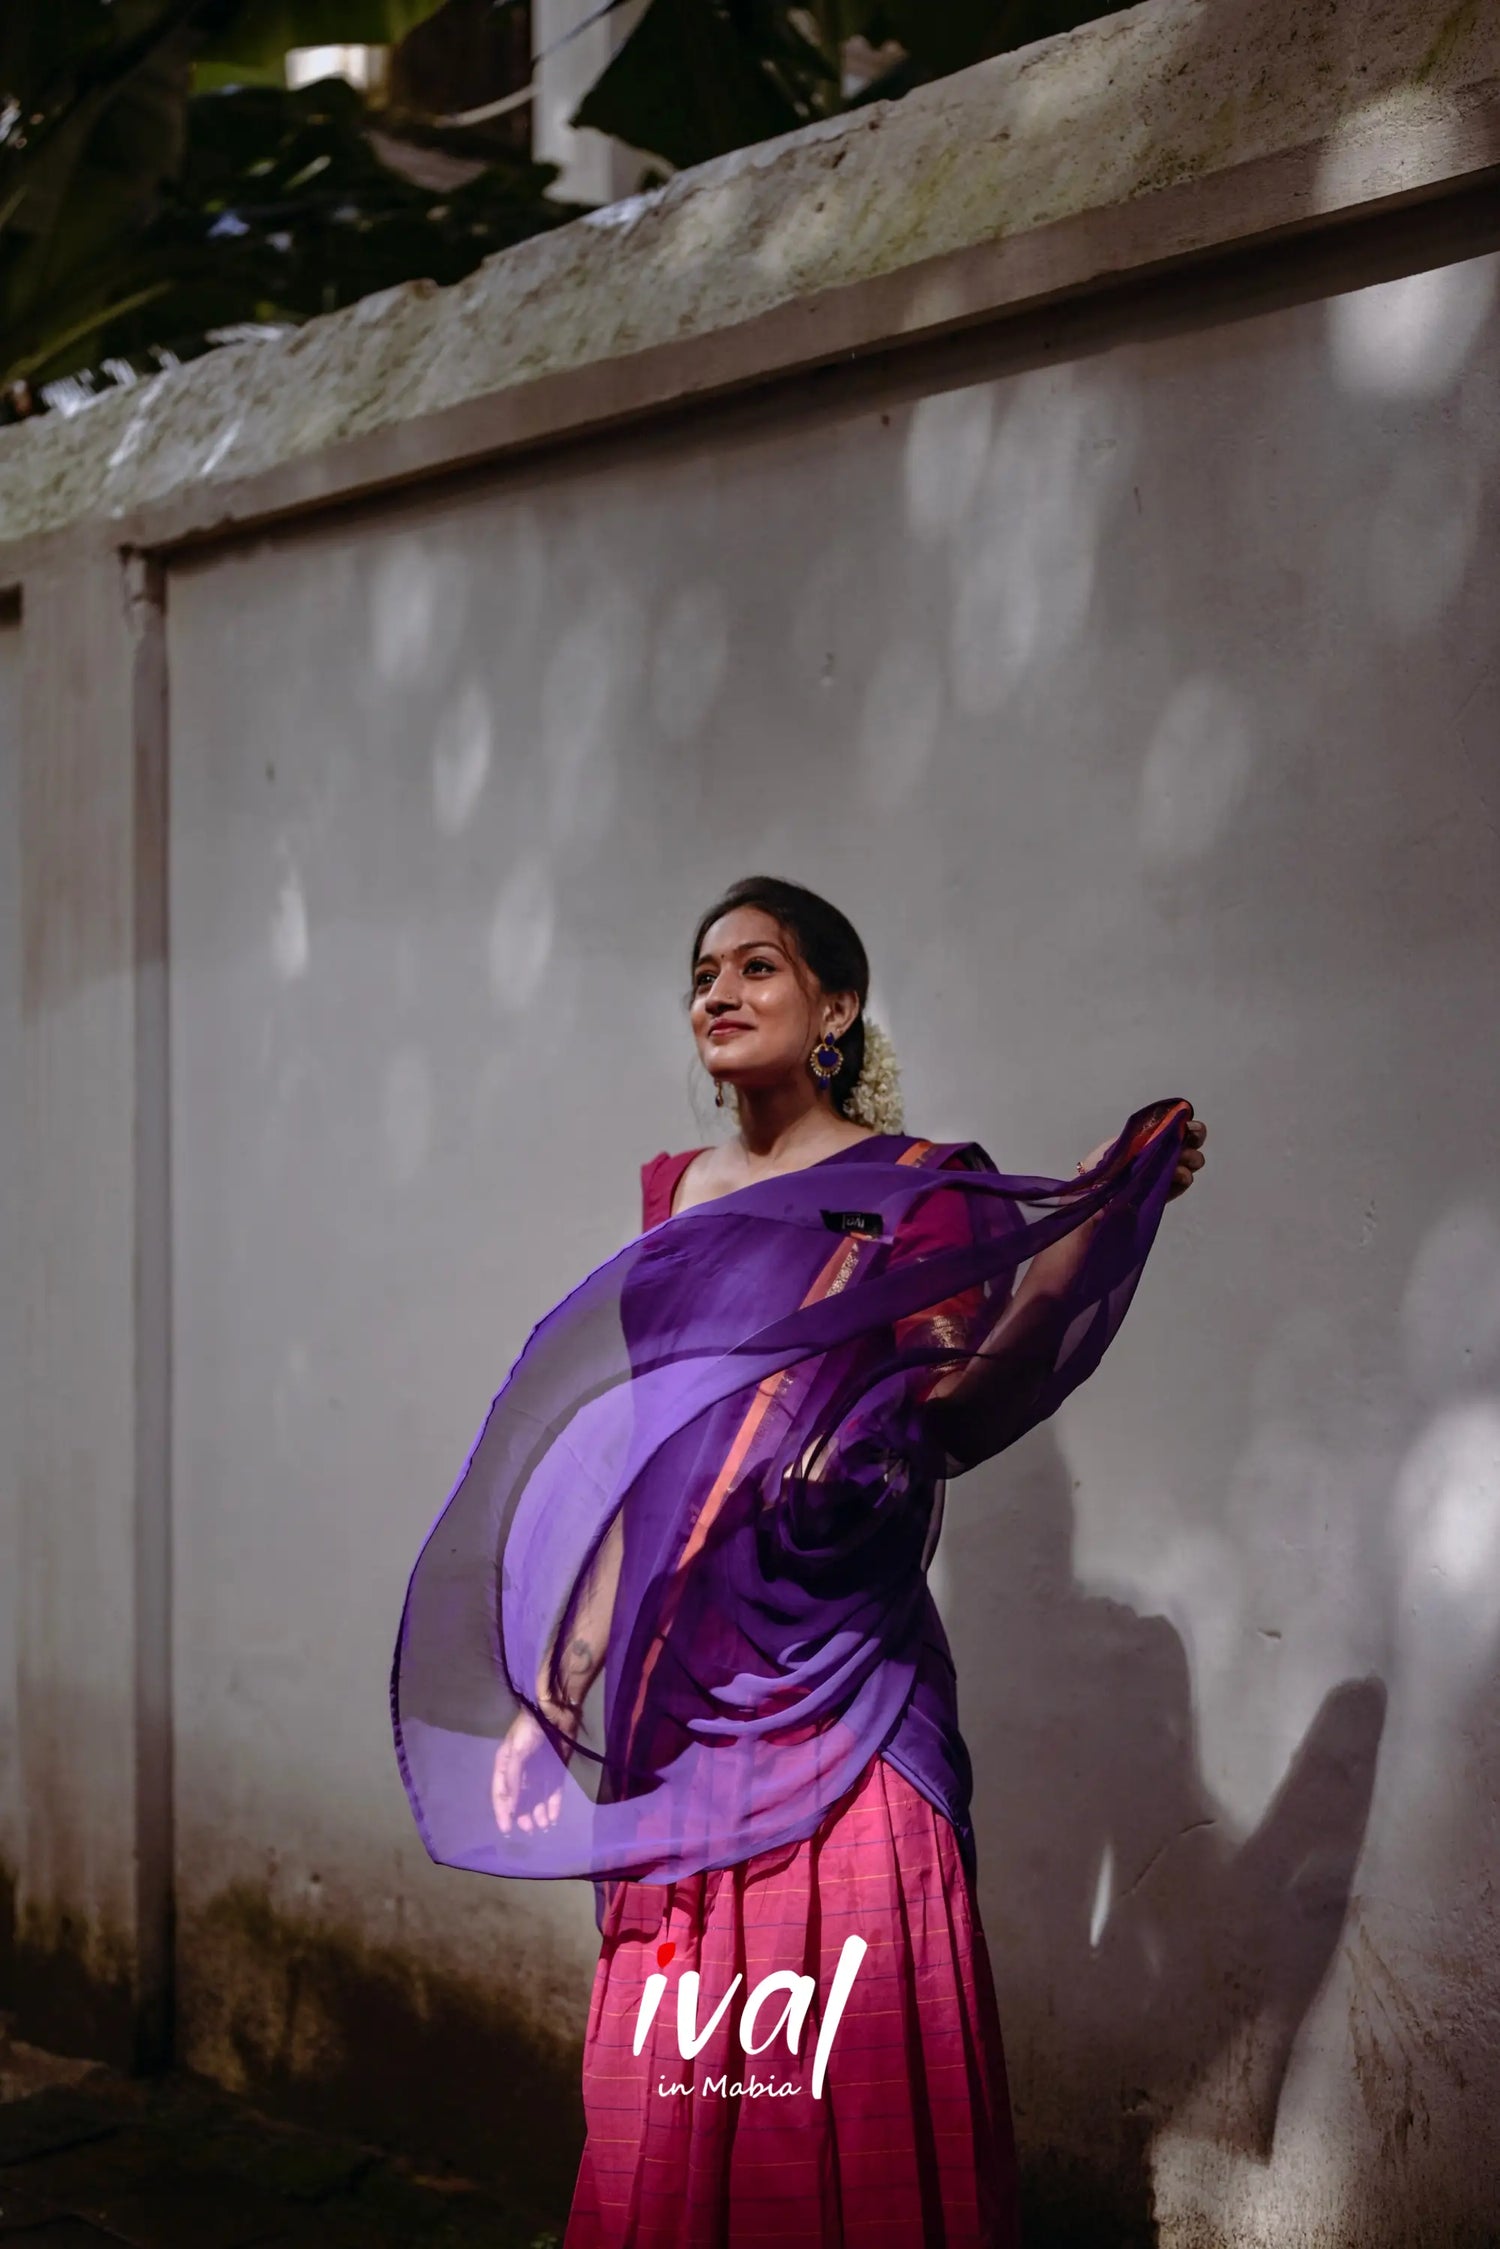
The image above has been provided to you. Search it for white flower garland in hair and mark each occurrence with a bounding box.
[844,1015,905,1134]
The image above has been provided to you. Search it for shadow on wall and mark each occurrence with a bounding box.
[176,1880,584,2218]
[945,1436,1386,2249]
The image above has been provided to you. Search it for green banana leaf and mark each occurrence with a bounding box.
[573,0,1133,171]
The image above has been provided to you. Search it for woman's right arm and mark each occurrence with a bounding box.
[544,1510,623,1721]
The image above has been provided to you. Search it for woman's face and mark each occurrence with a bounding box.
[690,906,858,1097]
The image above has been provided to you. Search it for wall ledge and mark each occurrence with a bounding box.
[1,0,1497,553]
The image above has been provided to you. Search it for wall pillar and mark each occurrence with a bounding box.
[13,535,171,2068]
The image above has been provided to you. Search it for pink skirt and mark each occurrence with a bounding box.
[562,1755,1021,2248]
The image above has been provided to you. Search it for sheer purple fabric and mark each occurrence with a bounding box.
[390,1098,1192,1922]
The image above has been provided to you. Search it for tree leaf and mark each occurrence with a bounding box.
[6,279,170,379]
[196,0,464,75]
[6,69,576,393]
[573,0,803,171]
[883,0,1127,77]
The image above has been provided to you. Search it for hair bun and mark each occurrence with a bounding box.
[844,1016,905,1134]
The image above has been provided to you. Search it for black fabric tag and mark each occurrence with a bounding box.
[821,1209,884,1238]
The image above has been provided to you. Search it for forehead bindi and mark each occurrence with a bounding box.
[694,912,793,970]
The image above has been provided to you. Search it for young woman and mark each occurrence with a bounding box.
[391,875,1206,2249]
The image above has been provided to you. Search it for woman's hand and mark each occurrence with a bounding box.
[491,1700,580,1836]
[1077,1111,1207,1201]
[1167,1114,1207,1199]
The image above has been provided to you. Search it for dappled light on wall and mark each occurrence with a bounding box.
[1364,438,1482,637]
[486,855,555,1013]
[945,370,1136,718]
[1326,258,1498,398]
[270,854,310,981]
[1392,1399,1500,1671]
[539,592,642,852]
[1089,1836,1115,1952]
[1138,677,1256,871]
[903,386,993,543]
[752,178,850,287]
[431,682,492,836]
[648,582,730,743]
[1400,1201,1500,1401]
[369,538,471,686]
[1128,1520,1243,1725]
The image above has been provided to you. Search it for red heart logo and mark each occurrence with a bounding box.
[656,1942,675,1969]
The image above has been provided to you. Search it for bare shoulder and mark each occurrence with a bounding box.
[670,1145,734,1216]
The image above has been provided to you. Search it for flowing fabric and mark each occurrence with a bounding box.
[390,1099,1192,1929]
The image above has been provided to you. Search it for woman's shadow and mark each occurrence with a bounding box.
[939,1432,1386,2249]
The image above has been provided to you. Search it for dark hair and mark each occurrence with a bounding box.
[690,875,870,1117]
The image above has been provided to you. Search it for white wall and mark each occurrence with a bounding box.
[0,617,19,1938]
[531,0,648,206]
[164,243,1500,2239]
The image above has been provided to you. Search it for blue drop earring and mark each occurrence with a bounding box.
[810,1032,843,1087]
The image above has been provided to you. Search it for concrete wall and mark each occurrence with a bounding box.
[6,0,1498,549]
[8,551,159,2067]
[4,0,1500,2238]
[161,245,1500,2241]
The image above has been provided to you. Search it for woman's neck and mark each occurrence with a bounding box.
[730,1081,874,1166]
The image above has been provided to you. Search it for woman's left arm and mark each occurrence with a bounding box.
[922,1109,1207,1462]
[778,1110,1206,1510]
[996,1110,1207,1321]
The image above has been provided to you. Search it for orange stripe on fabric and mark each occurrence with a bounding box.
[624,1140,933,1752]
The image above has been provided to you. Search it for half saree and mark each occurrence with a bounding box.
[390,1098,1193,2248]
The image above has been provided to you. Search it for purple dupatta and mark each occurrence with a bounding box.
[390,1099,1192,1921]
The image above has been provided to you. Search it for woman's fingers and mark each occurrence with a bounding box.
[493,1714,543,1834]
[494,1743,526,1833]
[1167,1129,1207,1198]
[492,1707,574,1835]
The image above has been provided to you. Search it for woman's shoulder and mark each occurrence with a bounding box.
[640,1146,711,1231]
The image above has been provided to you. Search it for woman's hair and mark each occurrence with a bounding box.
[690,874,870,1118]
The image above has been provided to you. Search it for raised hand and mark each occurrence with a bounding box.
[1077,1108,1207,1202]
[491,1701,579,1835]
[1167,1112,1207,1200]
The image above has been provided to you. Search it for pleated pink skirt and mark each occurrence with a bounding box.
[562,1754,1021,2248]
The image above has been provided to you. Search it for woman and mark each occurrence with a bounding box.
[391,876,1206,2248]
